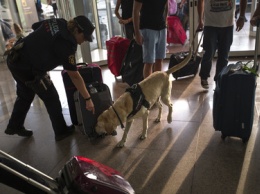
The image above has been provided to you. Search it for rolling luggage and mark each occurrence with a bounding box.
[74,82,113,137]
[106,36,131,77]
[212,23,260,143]
[168,31,203,80]
[60,156,135,194]
[62,63,103,125]
[120,39,144,86]
[0,150,135,194]
[167,15,187,45]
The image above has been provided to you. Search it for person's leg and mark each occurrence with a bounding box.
[199,26,218,88]
[5,73,35,136]
[214,26,233,81]
[154,28,166,72]
[35,76,74,140]
[52,3,58,18]
[141,29,157,78]
[124,23,134,40]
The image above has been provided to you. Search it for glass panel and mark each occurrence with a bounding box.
[96,0,109,49]
[109,0,122,37]
[83,0,98,51]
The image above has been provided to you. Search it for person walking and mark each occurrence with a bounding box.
[47,0,58,18]
[4,15,95,141]
[132,0,168,78]
[197,0,247,89]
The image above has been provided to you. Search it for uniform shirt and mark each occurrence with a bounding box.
[19,18,77,74]
[204,0,235,27]
[135,0,167,30]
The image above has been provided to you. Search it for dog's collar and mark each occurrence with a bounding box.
[111,105,125,129]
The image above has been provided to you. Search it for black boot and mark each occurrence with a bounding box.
[5,127,33,137]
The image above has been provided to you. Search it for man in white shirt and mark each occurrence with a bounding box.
[197,0,247,89]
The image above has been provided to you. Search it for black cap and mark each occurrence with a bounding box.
[74,15,95,42]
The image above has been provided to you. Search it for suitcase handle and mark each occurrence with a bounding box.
[254,20,260,70]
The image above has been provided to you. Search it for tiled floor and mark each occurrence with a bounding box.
[1,52,260,194]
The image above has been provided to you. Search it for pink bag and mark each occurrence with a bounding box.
[167,16,187,45]
[168,0,177,16]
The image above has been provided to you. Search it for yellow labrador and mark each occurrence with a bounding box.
[95,49,192,147]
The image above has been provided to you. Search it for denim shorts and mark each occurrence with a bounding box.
[140,28,166,64]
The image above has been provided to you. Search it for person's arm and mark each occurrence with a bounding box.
[251,3,260,26]
[114,0,122,20]
[133,0,142,45]
[236,0,247,31]
[66,70,95,114]
[197,0,204,31]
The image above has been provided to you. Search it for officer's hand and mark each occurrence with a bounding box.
[86,100,95,114]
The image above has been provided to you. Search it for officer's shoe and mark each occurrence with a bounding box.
[55,125,75,141]
[5,127,33,137]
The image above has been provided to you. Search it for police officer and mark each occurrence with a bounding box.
[5,15,95,141]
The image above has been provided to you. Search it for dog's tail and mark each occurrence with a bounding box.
[166,47,192,75]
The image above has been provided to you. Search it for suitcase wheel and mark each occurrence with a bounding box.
[242,138,249,143]
[221,134,226,140]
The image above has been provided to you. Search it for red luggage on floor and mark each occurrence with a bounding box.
[59,156,135,194]
[106,36,131,76]
[167,16,187,45]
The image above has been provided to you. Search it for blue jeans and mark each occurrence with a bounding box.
[199,26,233,81]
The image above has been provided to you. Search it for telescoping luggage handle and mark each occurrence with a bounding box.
[189,29,204,61]
[254,20,260,70]
[0,149,59,194]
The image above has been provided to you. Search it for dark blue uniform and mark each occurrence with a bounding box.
[6,18,78,136]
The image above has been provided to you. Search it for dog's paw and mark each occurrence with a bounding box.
[167,116,172,123]
[116,141,125,148]
[139,134,147,140]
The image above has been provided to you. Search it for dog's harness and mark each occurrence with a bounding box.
[126,84,150,119]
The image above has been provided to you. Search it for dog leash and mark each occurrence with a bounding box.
[112,105,125,129]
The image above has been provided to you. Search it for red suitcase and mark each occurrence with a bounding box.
[167,16,187,45]
[106,36,131,76]
[0,150,135,194]
[59,156,135,194]
[61,63,103,125]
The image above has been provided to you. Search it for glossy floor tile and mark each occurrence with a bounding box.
[1,55,260,194]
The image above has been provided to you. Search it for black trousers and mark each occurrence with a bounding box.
[7,60,68,136]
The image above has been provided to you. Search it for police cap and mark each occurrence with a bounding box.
[74,15,95,42]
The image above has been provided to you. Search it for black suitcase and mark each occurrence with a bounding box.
[0,150,135,194]
[169,52,202,79]
[212,23,259,142]
[120,39,144,86]
[168,32,203,80]
[74,82,113,137]
[213,61,257,142]
[61,63,103,125]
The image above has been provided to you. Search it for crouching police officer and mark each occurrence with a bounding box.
[5,15,95,141]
